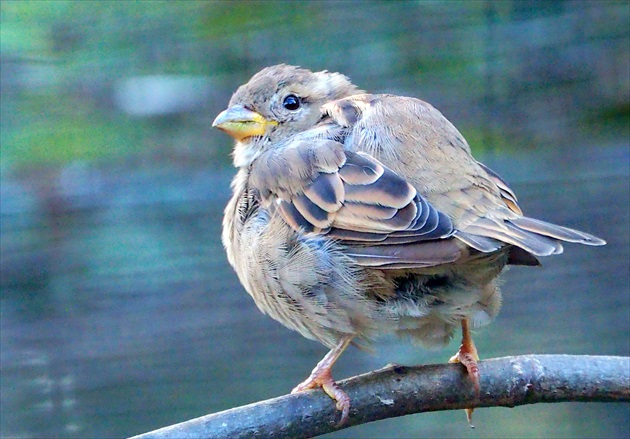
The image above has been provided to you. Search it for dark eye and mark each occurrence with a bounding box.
[282,94,301,111]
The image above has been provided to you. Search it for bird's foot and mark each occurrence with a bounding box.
[448,343,480,393]
[449,319,480,427]
[292,367,350,426]
[291,337,353,426]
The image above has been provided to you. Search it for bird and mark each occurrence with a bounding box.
[212,64,605,426]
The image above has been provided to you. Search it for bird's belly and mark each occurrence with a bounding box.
[379,263,504,347]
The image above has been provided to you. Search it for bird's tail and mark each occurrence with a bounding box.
[454,215,605,259]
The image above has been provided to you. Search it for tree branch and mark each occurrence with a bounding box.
[130,355,630,439]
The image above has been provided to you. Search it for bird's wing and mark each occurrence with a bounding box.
[249,139,461,269]
[321,93,605,257]
[475,161,522,215]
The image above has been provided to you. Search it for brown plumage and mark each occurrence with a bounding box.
[213,64,605,425]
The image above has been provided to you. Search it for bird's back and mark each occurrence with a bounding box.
[322,94,503,220]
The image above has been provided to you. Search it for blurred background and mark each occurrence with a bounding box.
[1,1,628,438]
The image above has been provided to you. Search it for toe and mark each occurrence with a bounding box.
[292,370,351,425]
[320,374,351,426]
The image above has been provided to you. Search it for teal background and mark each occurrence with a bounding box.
[1,1,628,438]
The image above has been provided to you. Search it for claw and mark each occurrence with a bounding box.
[465,408,475,428]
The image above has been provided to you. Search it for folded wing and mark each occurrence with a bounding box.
[250,143,460,269]
[321,94,606,260]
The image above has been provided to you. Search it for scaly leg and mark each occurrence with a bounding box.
[449,318,480,426]
[292,336,353,426]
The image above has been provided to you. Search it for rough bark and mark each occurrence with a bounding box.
[130,355,630,439]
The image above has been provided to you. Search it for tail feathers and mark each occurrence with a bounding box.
[455,216,605,258]
[507,246,541,266]
[463,222,563,256]
[508,216,606,246]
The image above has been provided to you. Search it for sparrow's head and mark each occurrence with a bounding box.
[213,64,361,167]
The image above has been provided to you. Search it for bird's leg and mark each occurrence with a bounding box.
[449,318,480,390]
[449,318,480,426]
[292,336,353,426]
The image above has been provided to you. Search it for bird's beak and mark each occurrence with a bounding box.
[212,105,277,141]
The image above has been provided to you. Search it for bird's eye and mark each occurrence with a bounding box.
[282,94,301,111]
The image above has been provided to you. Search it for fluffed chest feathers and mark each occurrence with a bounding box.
[224,185,384,347]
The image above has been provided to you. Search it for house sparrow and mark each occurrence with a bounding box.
[213,64,605,425]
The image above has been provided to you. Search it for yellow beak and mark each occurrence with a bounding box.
[212,105,276,141]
